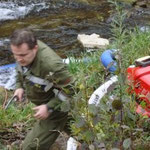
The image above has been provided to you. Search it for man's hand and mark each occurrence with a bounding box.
[33,104,50,120]
[14,88,24,102]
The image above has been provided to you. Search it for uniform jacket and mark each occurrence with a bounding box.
[16,40,74,108]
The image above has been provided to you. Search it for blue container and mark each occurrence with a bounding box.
[100,49,117,72]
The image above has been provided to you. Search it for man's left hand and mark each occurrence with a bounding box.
[33,104,50,120]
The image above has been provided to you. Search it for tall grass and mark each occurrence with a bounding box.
[1,1,150,149]
[68,1,150,149]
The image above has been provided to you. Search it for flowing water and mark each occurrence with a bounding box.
[0,0,111,65]
[0,0,150,65]
[0,0,150,147]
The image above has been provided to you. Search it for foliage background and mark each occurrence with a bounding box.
[1,0,150,149]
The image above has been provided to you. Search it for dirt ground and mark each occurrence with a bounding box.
[51,134,69,150]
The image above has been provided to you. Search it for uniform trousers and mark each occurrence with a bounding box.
[22,111,70,150]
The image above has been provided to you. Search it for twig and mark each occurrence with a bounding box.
[50,129,68,145]
[2,88,8,109]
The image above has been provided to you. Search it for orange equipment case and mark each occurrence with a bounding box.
[127,56,150,117]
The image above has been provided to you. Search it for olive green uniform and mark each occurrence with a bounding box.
[16,41,73,150]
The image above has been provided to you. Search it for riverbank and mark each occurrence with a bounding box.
[0,25,150,149]
[1,1,150,149]
[0,0,150,63]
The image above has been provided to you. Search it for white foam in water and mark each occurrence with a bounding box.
[0,2,49,21]
[0,38,10,46]
[0,8,14,20]
[0,65,17,90]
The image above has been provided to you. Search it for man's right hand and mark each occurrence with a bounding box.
[14,88,24,101]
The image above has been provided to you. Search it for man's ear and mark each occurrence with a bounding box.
[34,45,38,52]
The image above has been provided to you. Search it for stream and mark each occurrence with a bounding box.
[0,0,150,148]
[0,0,150,65]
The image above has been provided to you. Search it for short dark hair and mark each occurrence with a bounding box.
[10,28,37,49]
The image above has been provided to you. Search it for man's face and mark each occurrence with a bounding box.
[11,43,38,66]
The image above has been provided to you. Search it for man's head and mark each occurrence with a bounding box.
[10,28,38,66]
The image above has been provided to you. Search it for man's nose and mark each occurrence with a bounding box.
[18,59,23,62]
[15,56,23,62]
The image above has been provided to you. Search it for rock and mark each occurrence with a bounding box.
[139,26,150,32]
[51,133,69,150]
[133,0,150,8]
[77,33,109,49]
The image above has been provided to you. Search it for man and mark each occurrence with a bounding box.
[10,28,74,150]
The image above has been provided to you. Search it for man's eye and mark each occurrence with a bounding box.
[20,54,27,56]
[15,54,27,57]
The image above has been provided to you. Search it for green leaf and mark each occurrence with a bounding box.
[121,125,130,130]
[60,101,70,112]
[127,110,136,121]
[89,144,95,150]
[92,115,101,125]
[123,138,131,149]
[84,131,95,142]
[140,101,146,108]
[88,104,99,115]
[75,117,86,128]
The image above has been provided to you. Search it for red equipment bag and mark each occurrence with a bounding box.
[127,56,150,117]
